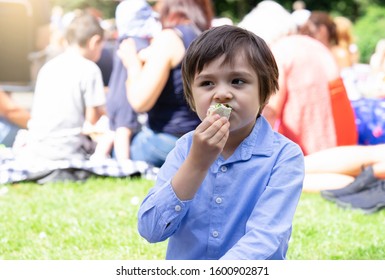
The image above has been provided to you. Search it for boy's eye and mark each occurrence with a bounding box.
[200,81,214,87]
[232,78,245,85]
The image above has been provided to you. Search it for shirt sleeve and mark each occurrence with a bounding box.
[137,135,193,243]
[220,142,304,260]
[83,63,106,107]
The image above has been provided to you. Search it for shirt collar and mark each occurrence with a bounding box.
[241,115,274,159]
[217,116,274,166]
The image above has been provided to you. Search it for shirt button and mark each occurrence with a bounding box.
[174,205,182,212]
[215,197,222,204]
[220,165,227,172]
[212,231,219,238]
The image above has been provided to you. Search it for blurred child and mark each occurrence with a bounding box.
[91,0,160,161]
[137,25,304,260]
[21,12,106,161]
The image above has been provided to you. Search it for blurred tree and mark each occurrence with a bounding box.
[354,5,385,63]
[214,0,379,23]
[213,0,258,22]
[50,0,118,18]
[49,0,385,23]
[49,0,385,63]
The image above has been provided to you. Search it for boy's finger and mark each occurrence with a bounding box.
[198,116,229,140]
[195,114,221,133]
[209,121,230,144]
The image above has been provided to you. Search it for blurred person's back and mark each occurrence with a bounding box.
[270,34,340,153]
[20,12,106,162]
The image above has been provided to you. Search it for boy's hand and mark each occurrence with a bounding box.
[171,114,229,200]
[189,114,230,170]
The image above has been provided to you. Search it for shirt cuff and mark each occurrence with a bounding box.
[152,179,193,223]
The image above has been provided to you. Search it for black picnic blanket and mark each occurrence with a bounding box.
[0,148,158,185]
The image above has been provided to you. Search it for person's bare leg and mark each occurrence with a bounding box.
[303,173,355,193]
[114,127,132,161]
[373,161,385,179]
[305,144,385,176]
[92,130,114,159]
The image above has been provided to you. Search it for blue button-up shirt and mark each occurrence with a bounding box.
[138,116,304,259]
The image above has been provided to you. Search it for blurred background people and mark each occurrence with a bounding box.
[370,39,385,74]
[18,12,106,162]
[299,11,358,72]
[304,144,385,192]
[368,39,385,97]
[291,0,310,30]
[239,1,343,155]
[116,0,214,167]
[333,16,360,69]
[92,0,161,161]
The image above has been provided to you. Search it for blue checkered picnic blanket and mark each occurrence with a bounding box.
[0,148,158,184]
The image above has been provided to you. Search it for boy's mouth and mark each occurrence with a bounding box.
[207,104,232,119]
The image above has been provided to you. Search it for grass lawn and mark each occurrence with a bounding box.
[1,176,385,260]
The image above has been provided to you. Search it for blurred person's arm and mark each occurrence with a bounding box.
[0,91,30,128]
[118,29,185,113]
[85,105,106,126]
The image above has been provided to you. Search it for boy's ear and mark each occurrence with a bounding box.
[88,34,102,50]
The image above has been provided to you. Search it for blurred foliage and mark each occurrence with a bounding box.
[354,5,385,63]
[49,0,385,63]
[49,0,385,22]
[50,0,119,18]
[212,0,385,23]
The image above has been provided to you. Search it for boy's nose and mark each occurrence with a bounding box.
[214,84,232,102]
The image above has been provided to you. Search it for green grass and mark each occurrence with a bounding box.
[0,177,167,260]
[1,177,385,260]
[288,193,385,260]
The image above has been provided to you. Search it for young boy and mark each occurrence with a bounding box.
[21,12,106,161]
[137,25,304,260]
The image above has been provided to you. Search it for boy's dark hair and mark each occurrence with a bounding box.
[65,12,104,47]
[182,25,279,113]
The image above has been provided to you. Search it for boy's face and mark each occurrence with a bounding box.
[191,52,261,134]
[86,35,104,62]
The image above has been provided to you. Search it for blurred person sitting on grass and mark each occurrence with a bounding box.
[116,0,214,167]
[17,12,106,162]
[91,0,161,162]
[304,144,385,213]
